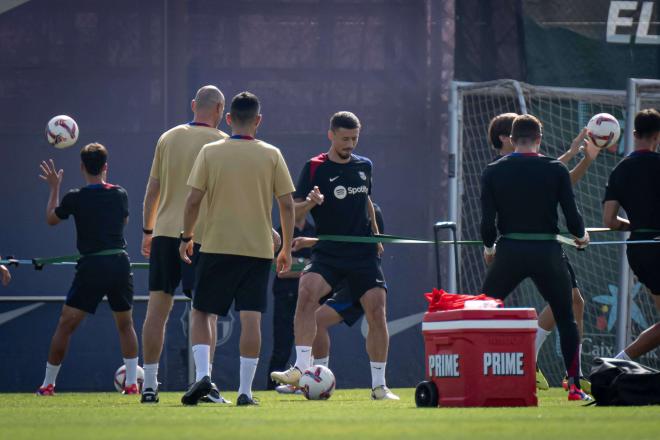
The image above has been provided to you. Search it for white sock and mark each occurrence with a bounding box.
[370,361,386,389]
[123,357,138,386]
[192,344,210,381]
[615,350,632,361]
[238,357,259,399]
[42,362,61,387]
[143,363,158,390]
[315,356,329,368]
[578,344,583,376]
[535,326,552,359]
[294,346,312,371]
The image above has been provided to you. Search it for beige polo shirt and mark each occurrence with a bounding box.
[187,137,295,259]
[149,123,228,242]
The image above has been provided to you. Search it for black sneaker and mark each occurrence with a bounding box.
[181,376,212,406]
[200,383,231,404]
[141,387,159,404]
[236,393,259,406]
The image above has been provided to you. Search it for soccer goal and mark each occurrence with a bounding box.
[447,79,660,385]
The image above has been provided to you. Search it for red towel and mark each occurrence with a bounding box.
[424,288,503,312]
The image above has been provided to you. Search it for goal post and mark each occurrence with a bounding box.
[447,79,659,385]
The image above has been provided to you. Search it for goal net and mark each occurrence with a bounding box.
[450,79,659,385]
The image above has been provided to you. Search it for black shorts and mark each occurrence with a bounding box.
[304,253,387,302]
[627,244,660,295]
[193,253,272,316]
[66,253,134,314]
[149,236,200,298]
[324,282,364,327]
[564,255,579,289]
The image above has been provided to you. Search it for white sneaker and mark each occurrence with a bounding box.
[270,366,302,386]
[371,385,400,400]
[275,384,302,395]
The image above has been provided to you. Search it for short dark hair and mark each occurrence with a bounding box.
[634,108,660,139]
[80,143,108,176]
[330,111,361,131]
[488,113,518,150]
[230,91,260,124]
[511,114,543,144]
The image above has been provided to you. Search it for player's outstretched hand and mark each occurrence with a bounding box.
[483,248,495,266]
[306,186,324,206]
[377,242,384,257]
[569,127,589,155]
[574,231,590,249]
[179,240,193,264]
[141,234,152,258]
[39,159,63,189]
[276,250,292,273]
[584,137,602,161]
[292,237,317,252]
[0,265,11,286]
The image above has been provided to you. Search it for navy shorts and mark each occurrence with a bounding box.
[304,253,387,303]
[627,244,660,295]
[323,282,364,327]
[193,253,272,316]
[66,253,134,314]
[149,236,200,298]
[564,257,579,289]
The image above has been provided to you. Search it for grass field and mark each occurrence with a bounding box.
[1,388,659,440]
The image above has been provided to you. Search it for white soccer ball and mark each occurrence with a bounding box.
[113,365,145,392]
[46,115,79,149]
[299,365,336,400]
[587,113,620,149]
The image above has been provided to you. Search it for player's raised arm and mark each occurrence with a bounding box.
[38,159,64,226]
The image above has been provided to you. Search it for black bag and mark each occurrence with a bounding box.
[589,357,660,406]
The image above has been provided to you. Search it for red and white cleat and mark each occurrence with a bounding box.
[122,384,139,395]
[36,384,55,396]
[568,384,593,402]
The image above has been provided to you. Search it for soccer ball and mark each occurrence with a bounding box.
[46,115,79,149]
[299,365,336,400]
[113,365,145,392]
[586,113,620,149]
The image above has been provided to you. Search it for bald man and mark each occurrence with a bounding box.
[140,86,229,404]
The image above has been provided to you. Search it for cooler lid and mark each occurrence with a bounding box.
[423,308,537,323]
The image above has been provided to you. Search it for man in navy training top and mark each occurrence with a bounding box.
[480,114,591,401]
[270,111,399,400]
[603,108,660,362]
[36,144,139,396]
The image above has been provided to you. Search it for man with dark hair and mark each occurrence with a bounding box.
[140,85,230,404]
[480,114,592,401]
[486,112,600,391]
[180,91,295,406]
[36,144,139,396]
[604,108,660,361]
[271,112,399,400]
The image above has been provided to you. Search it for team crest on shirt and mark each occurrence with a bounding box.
[359,171,367,181]
[334,186,347,199]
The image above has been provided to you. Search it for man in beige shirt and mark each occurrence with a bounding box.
[179,91,295,406]
[141,85,228,404]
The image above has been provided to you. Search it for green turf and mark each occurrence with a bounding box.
[1,388,659,440]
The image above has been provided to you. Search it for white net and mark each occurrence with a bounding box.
[454,80,659,385]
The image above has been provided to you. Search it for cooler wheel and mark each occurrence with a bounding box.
[415,381,439,407]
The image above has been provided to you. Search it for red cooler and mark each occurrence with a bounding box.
[415,308,538,407]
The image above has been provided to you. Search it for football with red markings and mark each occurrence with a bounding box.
[299,365,336,400]
[586,113,620,149]
[46,115,79,149]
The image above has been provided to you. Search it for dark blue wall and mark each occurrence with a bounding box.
[0,0,450,391]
